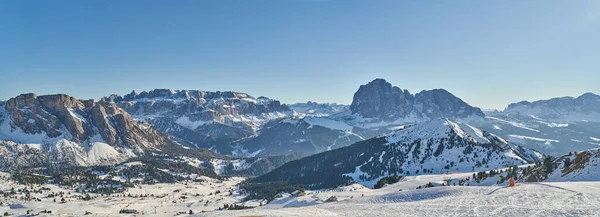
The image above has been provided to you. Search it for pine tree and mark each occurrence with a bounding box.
[564,158,572,168]
[543,156,554,175]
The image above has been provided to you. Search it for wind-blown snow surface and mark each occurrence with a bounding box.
[201,176,600,216]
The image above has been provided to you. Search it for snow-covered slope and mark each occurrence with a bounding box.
[470,106,600,156]
[235,118,365,156]
[206,180,600,217]
[253,119,543,188]
[521,148,600,182]
[547,149,600,182]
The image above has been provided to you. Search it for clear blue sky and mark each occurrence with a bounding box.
[1,0,599,109]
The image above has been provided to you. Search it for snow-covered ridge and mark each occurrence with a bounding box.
[101,89,293,155]
[304,116,353,131]
[504,92,600,123]
[104,89,279,106]
[289,102,349,117]
[386,119,493,145]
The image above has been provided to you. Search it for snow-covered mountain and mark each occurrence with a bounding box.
[234,79,486,157]
[467,93,600,156]
[3,80,596,163]
[288,102,348,117]
[253,119,543,188]
[504,92,600,123]
[0,93,211,170]
[101,89,292,155]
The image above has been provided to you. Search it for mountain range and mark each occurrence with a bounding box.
[1,78,598,179]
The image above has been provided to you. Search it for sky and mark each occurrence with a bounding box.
[1,0,599,109]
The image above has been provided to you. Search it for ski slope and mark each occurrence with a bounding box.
[202,174,600,217]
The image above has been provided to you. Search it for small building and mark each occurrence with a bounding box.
[291,190,306,197]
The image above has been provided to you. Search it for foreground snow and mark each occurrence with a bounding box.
[0,173,247,216]
[1,171,599,216]
[203,175,600,217]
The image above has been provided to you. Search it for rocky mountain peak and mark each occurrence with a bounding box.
[414,89,485,119]
[349,78,415,121]
[2,93,169,149]
[349,79,483,122]
[576,92,600,103]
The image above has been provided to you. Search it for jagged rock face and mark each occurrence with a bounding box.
[350,79,417,121]
[104,89,290,119]
[101,89,293,155]
[0,93,232,170]
[6,94,92,142]
[349,79,484,123]
[2,93,167,149]
[91,103,117,145]
[415,89,485,119]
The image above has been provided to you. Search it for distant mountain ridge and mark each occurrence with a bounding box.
[476,92,600,156]
[101,89,292,155]
[2,79,597,163]
[289,101,348,117]
[504,92,600,123]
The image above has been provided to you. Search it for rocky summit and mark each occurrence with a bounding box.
[350,78,418,122]
[348,78,484,124]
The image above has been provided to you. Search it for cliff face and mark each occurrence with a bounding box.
[0,93,183,169]
[101,89,293,154]
[3,93,168,149]
[349,79,484,122]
